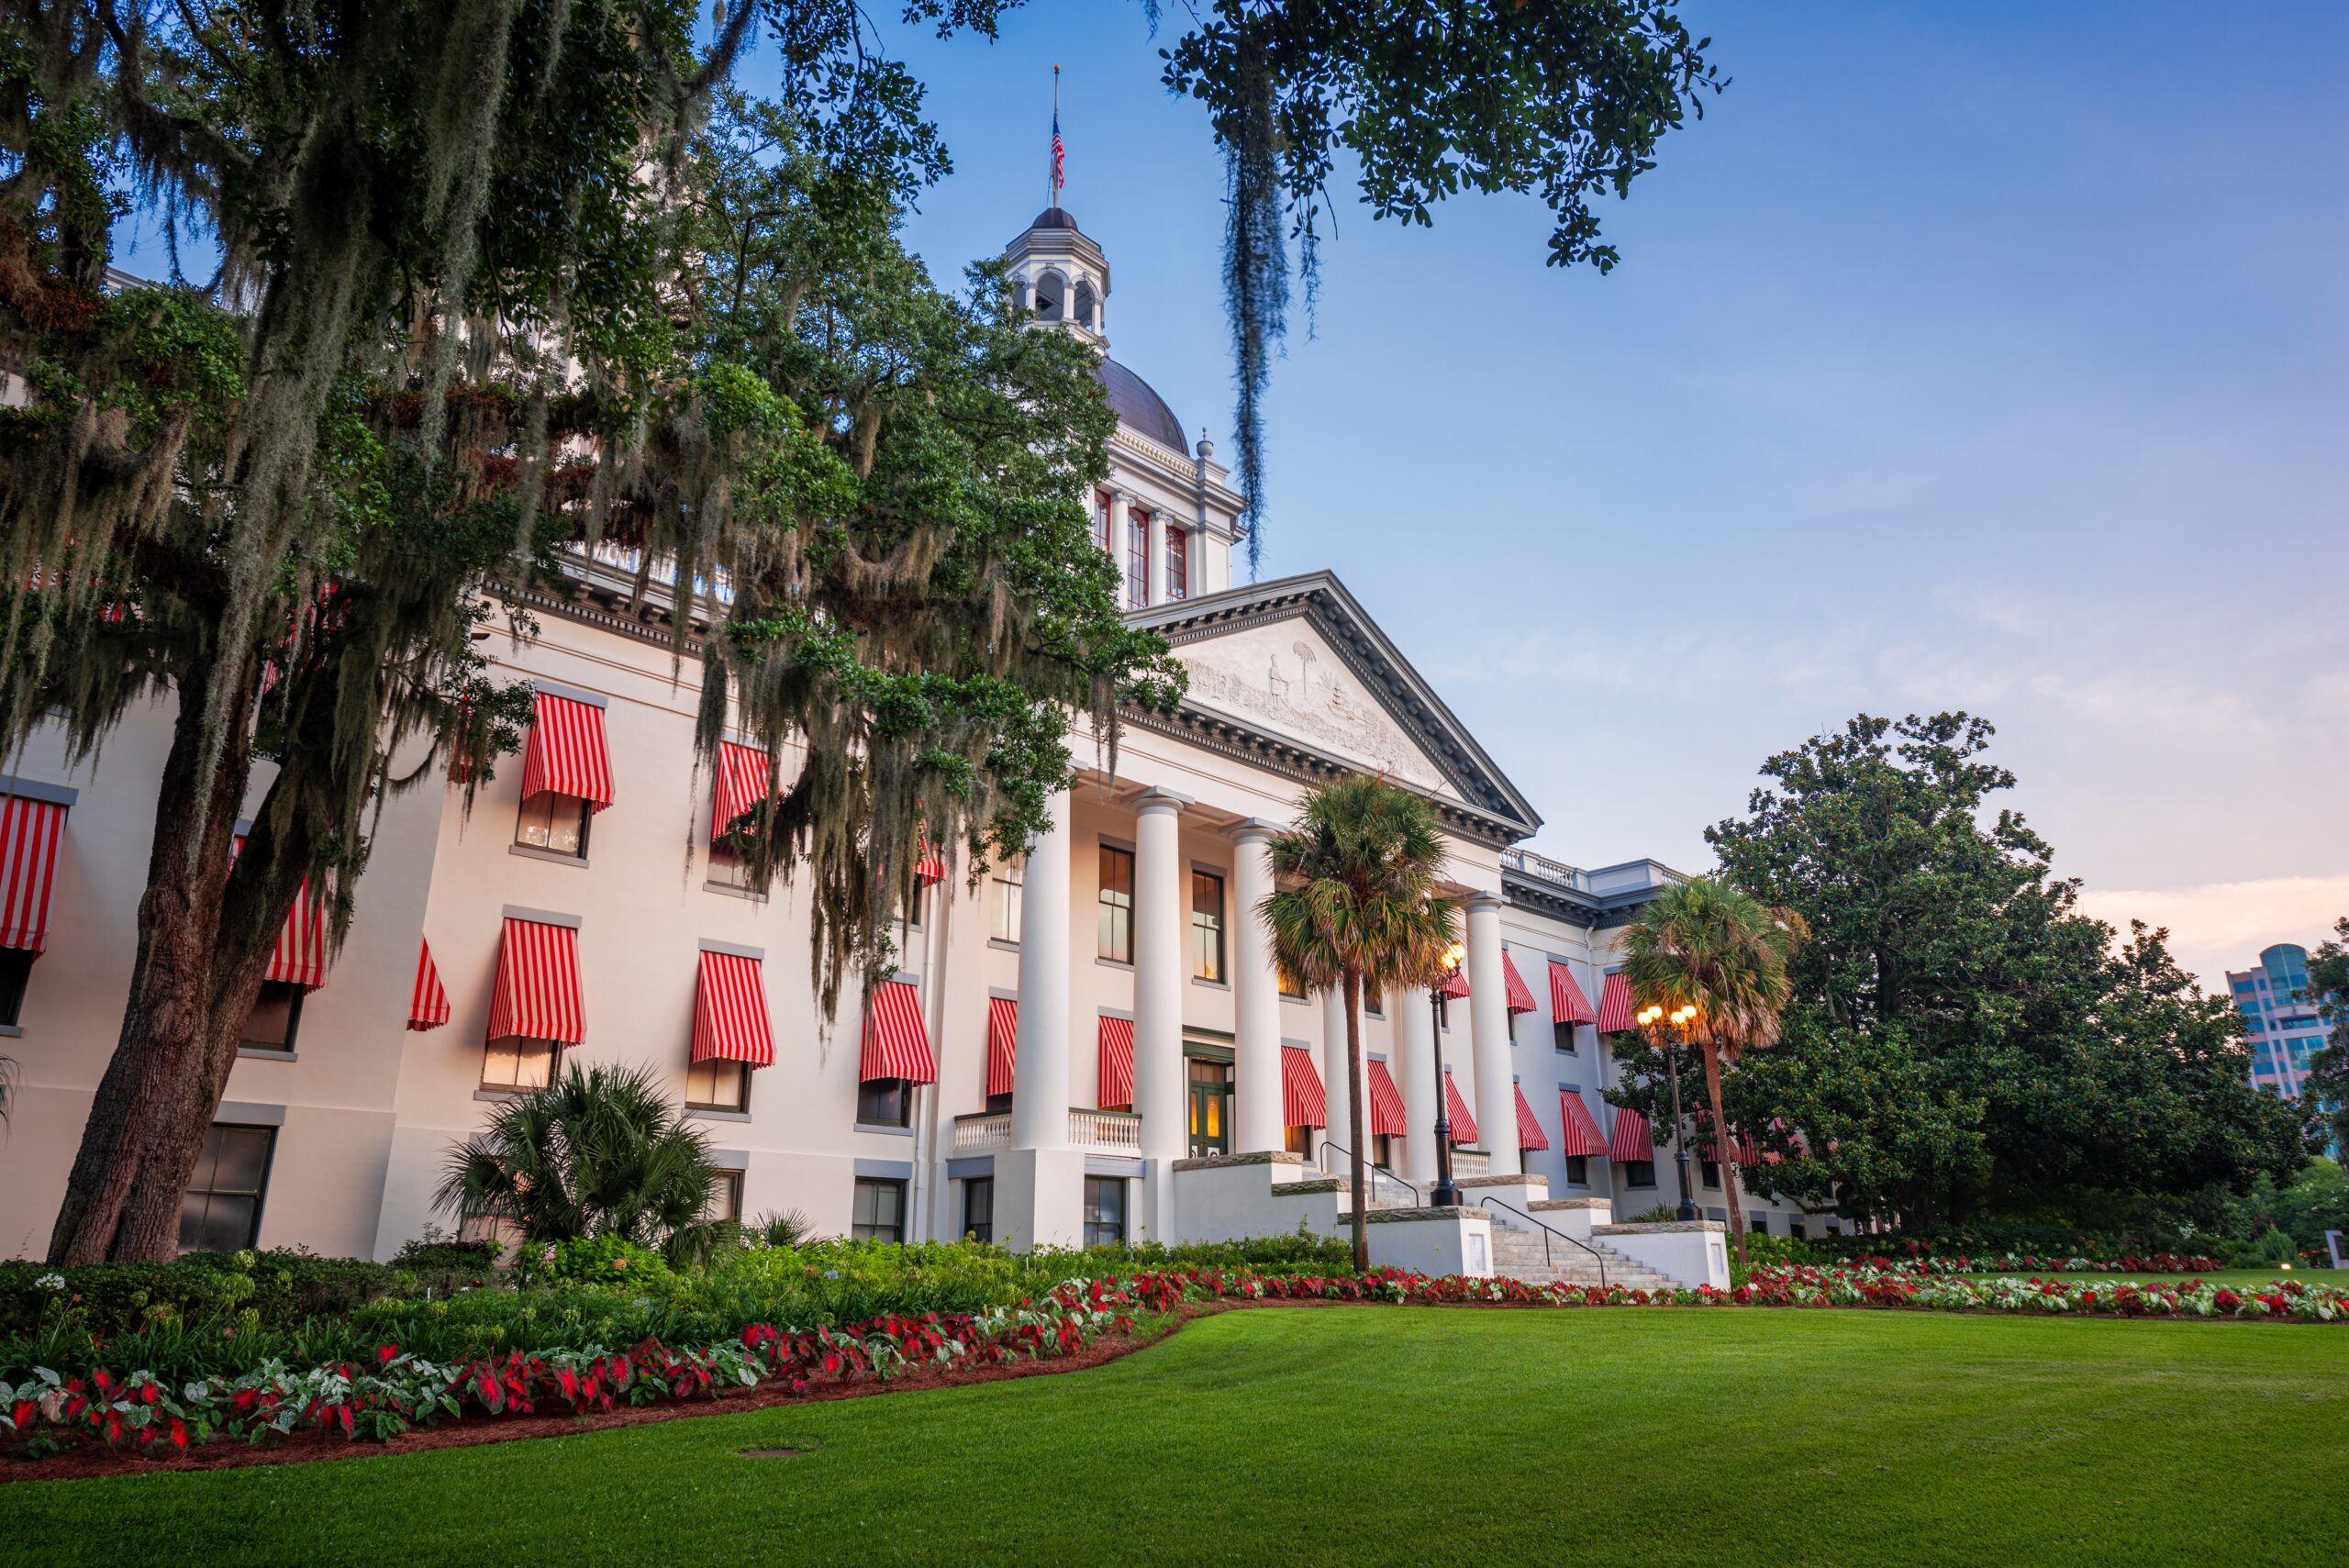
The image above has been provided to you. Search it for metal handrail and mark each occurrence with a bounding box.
[1476,1195,1609,1289]
[1318,1139,1421,1207]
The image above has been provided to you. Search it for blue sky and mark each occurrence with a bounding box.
[115,3,2349,982]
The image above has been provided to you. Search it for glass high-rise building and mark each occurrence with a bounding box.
[2229,943,2329,1098]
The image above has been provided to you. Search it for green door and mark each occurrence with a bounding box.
[1187,1059,1231,1157]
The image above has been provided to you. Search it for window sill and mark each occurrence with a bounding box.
[0,1023,21,1039]
[1279,994,1308,1006]
[986,938,1021,953]
[853,1121,915,1138]
[236,1047,297,1062]
[685,1106,752,1123]
[1189,975,1230,992]
[473,1087,524,1103]
[509,843,589,869]
[1095,957,1134,973]
[702,881,767,902]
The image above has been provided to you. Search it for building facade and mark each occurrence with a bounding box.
[2231,943,2328,1100]
[0,209,1831,1263]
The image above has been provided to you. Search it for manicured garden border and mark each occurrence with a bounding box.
[6,1264,2341,1477]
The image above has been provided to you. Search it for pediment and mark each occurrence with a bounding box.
[1127,573,1541,838]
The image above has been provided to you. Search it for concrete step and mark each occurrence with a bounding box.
[1486,1225,1680,1292]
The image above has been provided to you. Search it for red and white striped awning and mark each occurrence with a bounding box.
[1442,1070,1479,1145]
[406,938,450,1031]
[1608,1106,1653,1163]
[0,795,67,953]
[691,950,775,1068]
[1438,966,1470,1001]
[1367,1060,1410,1139]
[518,691,613,812]
[1501,951,1538,1015]
[486,916,585,1043]
[709,740,770,841]
[230,836,328,991]
[1556,1091,1607,1157]
[859,978,935,1084]
[1097,1016,1135,1107]
[1548,961,1597,1026]
[1708,1135,1760,1167]
[1596,971,1634,1033]
[1762,1117,1810,1164]
[985,997,1019,1098]
[1281,1045,1327,1129]
[1512,1083,1549,1150]
[916,829,945,887]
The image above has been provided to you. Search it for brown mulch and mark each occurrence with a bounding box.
[2,1307,1209,1485]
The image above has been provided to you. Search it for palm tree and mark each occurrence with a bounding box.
[1620,876,1806,1269]
[1261,774,1459,1273]
[435,1062,731,1262]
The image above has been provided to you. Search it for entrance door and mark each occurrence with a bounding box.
[1187,1059,1231,1156]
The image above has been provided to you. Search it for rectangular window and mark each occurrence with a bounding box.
[1278,963,1305,999]
[1564,1154,1589,1185]
[1083,1175,1127,1247]
[990,855,1025,943]
[857,1077,912,1128]
[0,948,33,1028]
[1097,844,1134,963]
[1553,1019,1577,1053]
[852,1177,906,1242]
[962,1176,994,1243]
[516,791,592,858]
[709,1170,744,1222]
[1364,988,1382,1018]
[1749,1215,1769,1235]
[1372,1132,1394,1168]
[179,1124,274,1253]
[483,1036,560,1091]
[1191,870,1225,981]
[1126,511,1151,607]
[1164,525,1188,601]
[1700,1158,1721,1190]
[1437,995,1452,1031]
[685,1057,750,1112]
[707,844,752,889]
[1788,1218,1807,1240]
[1285,1123,1314,1158]
[1621,1160,1657,1189]
[1094,489,1112,553]
[239,980,306,1052]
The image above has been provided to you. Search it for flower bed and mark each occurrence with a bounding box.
[6,1263,2343,1464]
[1856,1252,2225,1276]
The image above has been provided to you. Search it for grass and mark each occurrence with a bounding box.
[4,1306,2343,1567]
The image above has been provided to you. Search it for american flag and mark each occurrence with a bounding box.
[1051,106,1065,197]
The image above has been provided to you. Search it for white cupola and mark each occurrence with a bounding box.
[1004,206,1109,348]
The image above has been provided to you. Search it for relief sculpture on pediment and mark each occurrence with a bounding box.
[1174,621,1453,796]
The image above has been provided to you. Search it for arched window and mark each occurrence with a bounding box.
[1126,509,1150,607]
[1034,270,1066,321]
[1094,489,1112,552]
[1073,279,1098,328]
[1163,524,1188,601]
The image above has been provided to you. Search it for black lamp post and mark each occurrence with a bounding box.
[1428,941,1466,1208]
[1640,1002,1701,1223]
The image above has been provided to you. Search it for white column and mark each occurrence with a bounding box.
[1107,491,1132,606]
[1144,506,1167,606]
[1131,787,1189,1239]
[1464,893,1520,1178]
[1230,820,1285,1155]
[1011,789,1073,1151]
[1392,984,1440,1187]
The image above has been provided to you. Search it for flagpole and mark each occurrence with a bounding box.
[1050,63,1062,209]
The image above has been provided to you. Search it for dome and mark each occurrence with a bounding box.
[1097,358,1189,451]
[1029,206,1082,231]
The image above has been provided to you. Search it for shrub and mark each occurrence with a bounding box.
[529,1234,673,1289]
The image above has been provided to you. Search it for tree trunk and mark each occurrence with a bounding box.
[45,642,308,1264]
[47,674,250,1263]
[1700,1037,1745,1271]
[1342,967,1369,1275]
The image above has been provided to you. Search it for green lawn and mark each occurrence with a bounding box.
[4,1306,2343,1566]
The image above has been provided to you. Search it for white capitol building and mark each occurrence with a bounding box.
[0,206,1844,1283]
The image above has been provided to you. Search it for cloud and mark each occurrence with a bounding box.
[2077,875,2349,992]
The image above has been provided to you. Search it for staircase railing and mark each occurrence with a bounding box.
[1317,1140,1420,1208]
[1476,1195,1609,1289]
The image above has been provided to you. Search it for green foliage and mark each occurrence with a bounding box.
[434,1062,726,1253]
[529,1234,674,1289]
[0,1249,457,1341]
[1701,713,2311,1229]
[2304,917,2349,1164]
